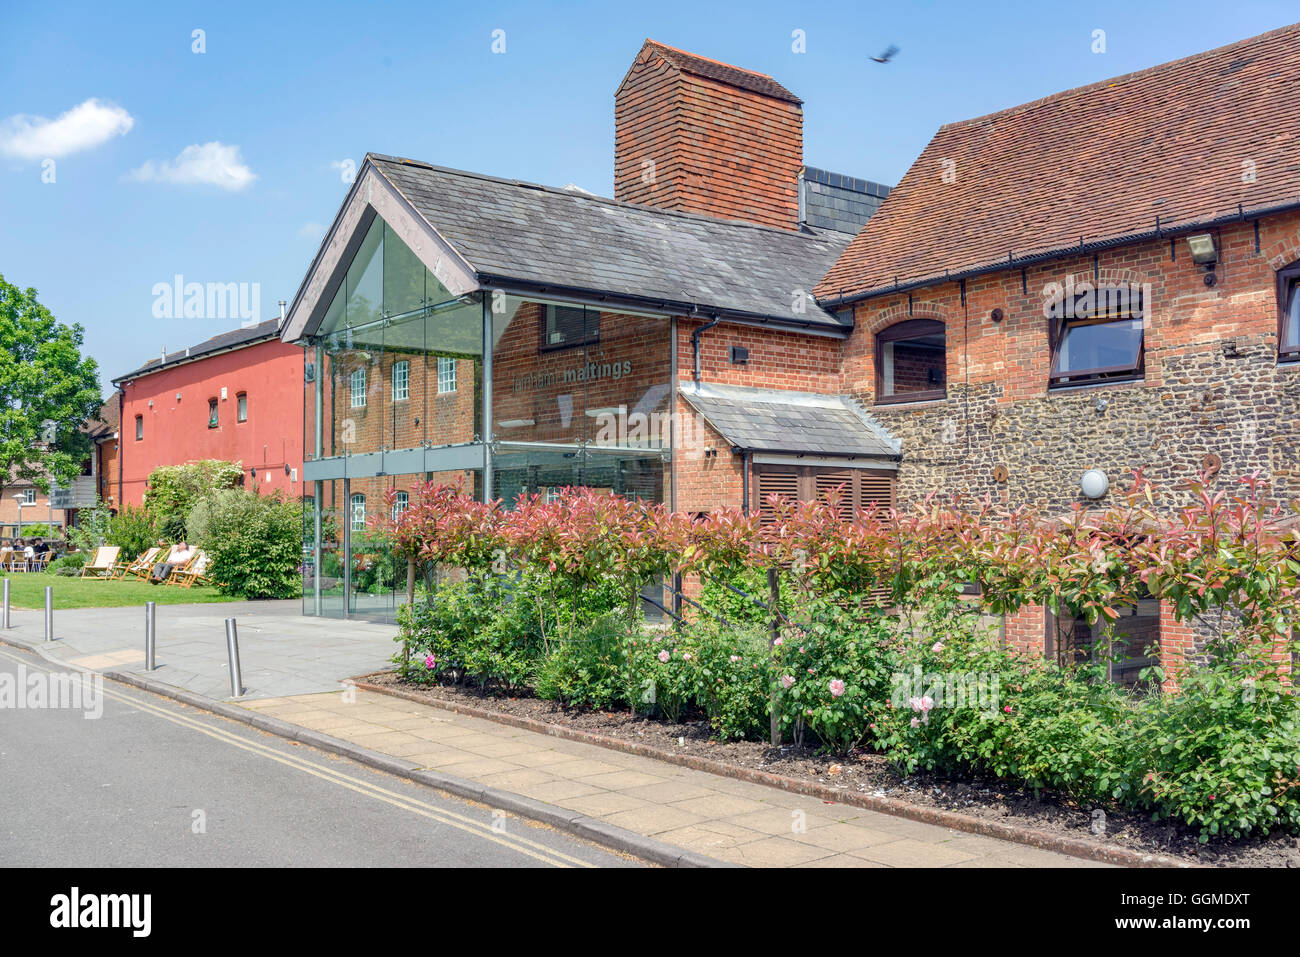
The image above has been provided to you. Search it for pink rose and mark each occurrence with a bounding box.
[910,717,921,728]
[683,652,692,661]
[729,655,740,663]
[1003,705,1012,714]
[780,674,795,689]
[773,637,784,647]
[658,650,670,663]
[931,642,944,652]
[829,679,845,698]
[424,654,436,669]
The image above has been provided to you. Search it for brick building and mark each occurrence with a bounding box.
[112,319,306,508]
[282,26,1300,671]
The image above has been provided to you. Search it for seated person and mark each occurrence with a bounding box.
[150,541,195,584]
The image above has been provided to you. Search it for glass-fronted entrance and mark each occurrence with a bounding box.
[299,209,674,621]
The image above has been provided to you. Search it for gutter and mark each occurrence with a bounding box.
[819,196,1300,309]
[111,330,281,387]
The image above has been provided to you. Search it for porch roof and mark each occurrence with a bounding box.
[679,381,900,460]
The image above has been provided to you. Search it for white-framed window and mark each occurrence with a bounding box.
[437,356,457,393]
[135,415,143,441]
[21,489,36,505]
[237,393,248,422]
[350,493,366,532]
[392,490,409,520]
[392,360,409,401]
[350,368,367,408]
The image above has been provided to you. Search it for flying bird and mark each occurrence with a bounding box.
[871,44,899,64]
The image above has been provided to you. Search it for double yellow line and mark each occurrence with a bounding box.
[0,647,596,868]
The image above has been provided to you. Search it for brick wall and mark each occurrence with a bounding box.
[842,212,1300,514]
[615,47,803,229]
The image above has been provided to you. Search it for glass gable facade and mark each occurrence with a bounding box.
[300,210,673,621]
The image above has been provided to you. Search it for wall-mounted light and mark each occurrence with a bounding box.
[1080,469,1109,499]
[250,467,257,479]
[1185,233,1217,265]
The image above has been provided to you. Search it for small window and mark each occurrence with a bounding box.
[350,368,367,408]
[350,493,366,532]
[1278,262,1300,361]
[437,356,457,393]
[21,489,36,505]
[542,305,599,351]
[392,361,410,401]
[135,415,143,441]
[875,319,946,404]
[236,393,248,422]
[392,490,409,520]
[1050,286,1145,386]
[208,398,219,428]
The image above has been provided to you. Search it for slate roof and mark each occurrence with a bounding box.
[369,155,852,329]
[679,381,900,459]
[113,318,282,384]
[800,166,891,236]
[817,22,1300,302]
[621,39,803,104]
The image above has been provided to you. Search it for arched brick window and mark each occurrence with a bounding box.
[875,318,946,404]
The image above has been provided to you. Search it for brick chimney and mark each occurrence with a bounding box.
[614,40,803,230]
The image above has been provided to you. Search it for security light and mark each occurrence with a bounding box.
[1186,233,1217,265]
[1080,469,1109,499]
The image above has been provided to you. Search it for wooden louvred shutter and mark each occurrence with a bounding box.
[755,468,800,525]
[814,470,856,520]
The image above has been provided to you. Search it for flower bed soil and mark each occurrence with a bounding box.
[358,672,1300,868]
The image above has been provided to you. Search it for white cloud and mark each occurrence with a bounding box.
[0,98,134,160]
[127,141,256,191]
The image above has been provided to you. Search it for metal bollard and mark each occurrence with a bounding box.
[44,586,53,641]
[2,578,9,629]
[224,618,243,697]
[145,602,156,671]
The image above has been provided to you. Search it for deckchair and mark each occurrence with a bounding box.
[165,550,208,587]
[112,546,160,581]
[80,546,121,578]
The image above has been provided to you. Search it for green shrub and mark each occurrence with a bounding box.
[775,592,900,752]
[188,489,301,599]
[149,460,242,538]
[14,523,55,538]
[106,504,156,561]
[47,552,87,576]
[683,617,774,740]
[1127,638,1300,841]
[398,572,544,691]
[534,613,629,710]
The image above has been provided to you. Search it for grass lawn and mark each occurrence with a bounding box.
[3,572,238,609]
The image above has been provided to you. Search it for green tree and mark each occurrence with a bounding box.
[0,275,102,502]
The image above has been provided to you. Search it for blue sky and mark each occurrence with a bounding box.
[1,0,1296,390]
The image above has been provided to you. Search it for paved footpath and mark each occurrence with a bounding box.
[2,599,1106,868]
[238,688,1105,868]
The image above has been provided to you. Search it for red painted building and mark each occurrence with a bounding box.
[111,319,305,507]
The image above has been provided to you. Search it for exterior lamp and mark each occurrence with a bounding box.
[1080,469,1109,499]
[1186,233,1219,286]
[1185,233,1217,265]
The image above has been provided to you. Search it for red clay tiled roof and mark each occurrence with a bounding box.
[624,39,802,105]
[816,23,1300,301]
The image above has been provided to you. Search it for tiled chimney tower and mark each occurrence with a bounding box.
[614,40,804,230]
